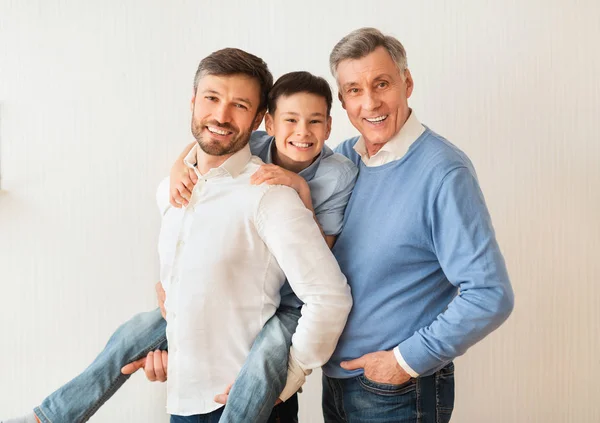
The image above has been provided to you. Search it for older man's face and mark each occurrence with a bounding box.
[336,46,413,156]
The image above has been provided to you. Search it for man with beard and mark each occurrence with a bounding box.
[135,48,352,422]
[5,48,352,423]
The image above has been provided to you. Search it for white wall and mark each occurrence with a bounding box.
[1,1,599,422]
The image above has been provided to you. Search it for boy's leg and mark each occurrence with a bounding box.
[219,304,302,423]
[33,308,167,423]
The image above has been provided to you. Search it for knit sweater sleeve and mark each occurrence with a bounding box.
[397,166,514,375]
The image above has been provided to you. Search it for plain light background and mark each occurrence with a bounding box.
[1,1,599,422]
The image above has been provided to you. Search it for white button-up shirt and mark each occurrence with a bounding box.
[353,110,425,167]
[156,144,352,416]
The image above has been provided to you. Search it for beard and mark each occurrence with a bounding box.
[191,116,253,157]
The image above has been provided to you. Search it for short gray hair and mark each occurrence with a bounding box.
[329,27,408,79]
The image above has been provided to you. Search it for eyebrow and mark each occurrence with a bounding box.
[373,74,394,82]
[202,89,253,107]
[280,111,326,117]
[342,74,394,90]
[341,82,359,91]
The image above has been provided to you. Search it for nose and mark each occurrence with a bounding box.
[296,121,311,138]
[212,103,232,124]
[363,90,381,112]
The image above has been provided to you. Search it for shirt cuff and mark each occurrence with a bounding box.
[278,353,312,402]
[393,346,420,378]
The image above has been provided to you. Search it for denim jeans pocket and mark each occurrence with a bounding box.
[358,375,416,397]
[436,362,455,419]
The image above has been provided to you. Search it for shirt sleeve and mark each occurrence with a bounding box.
[255,185,353,390]
[397,167,514,375]
[314,162,358,236]
[156,176,171,216]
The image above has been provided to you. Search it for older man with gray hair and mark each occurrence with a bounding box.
[320,27,514,422]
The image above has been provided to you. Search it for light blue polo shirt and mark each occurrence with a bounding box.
[249,131,358,307]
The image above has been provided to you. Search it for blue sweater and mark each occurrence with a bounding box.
[324,127,514,378]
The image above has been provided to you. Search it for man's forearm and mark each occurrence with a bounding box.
[397,279,513,375]
[257,186,352,379]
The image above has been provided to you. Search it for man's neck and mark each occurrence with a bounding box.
[195,147,233,175]
[364,110,412,157]
[365,142,386,158]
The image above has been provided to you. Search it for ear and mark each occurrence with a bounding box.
[325,116,332,140]
[190,93,196,113]
[404,69,414,99]
[265,113,275,136]
[338,92,346,110]
[252,110,266,131]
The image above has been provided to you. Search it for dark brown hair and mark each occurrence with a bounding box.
[267,71,333,116]
[193,48,273,112]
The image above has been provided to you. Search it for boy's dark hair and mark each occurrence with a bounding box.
[267,71,333,116]
[193,48,274,112]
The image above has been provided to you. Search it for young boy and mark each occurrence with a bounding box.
[6,70,357,423]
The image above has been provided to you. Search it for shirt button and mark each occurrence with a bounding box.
[177,240,184,247]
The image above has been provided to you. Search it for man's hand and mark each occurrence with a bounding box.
[214,382,282,406]
[213,383,233,404]
[341,350,412,385]
[250,164,308,194]
[170,159,198,208]
[121,349,169,382]
[155,282,166,319]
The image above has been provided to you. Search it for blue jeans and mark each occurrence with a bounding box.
[34,306,300,423]
[322,363,455,423]
[171,408,224,423]
[171,395,298,423]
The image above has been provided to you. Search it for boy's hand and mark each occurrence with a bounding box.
[214,382,282,406]
[121,349,169,382]
[155,282,167,319]
[250,164,308,195]
[170,160,198,208]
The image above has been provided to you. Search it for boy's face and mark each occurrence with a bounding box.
[265,92,332,169]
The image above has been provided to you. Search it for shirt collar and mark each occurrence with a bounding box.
[353,110,425,166]
[265,136,326,182]
[184,143,252,178]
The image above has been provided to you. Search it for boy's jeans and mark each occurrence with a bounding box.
[34,305,301,423]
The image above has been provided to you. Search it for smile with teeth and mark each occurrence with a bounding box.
[290,141,313,148]
[207,126,233,136]
[365,115,388,123]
